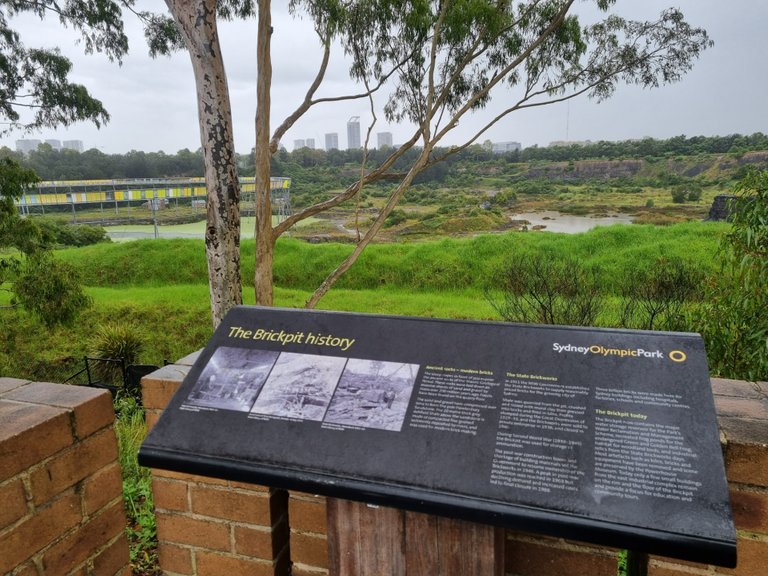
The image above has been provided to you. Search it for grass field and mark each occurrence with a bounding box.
[59,221,727,294]
[1,220,728,381]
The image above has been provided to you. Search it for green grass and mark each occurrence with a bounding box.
[115,397,160,575]
[58,221,728,295]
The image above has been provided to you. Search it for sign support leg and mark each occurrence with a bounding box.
[327,498,504,576]
[626,550,649,576]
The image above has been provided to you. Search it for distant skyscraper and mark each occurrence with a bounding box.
[306,138,315,149]
[45,139,62,150]
[347,116,361,150]
[325,133,339,150]
[377,132,393,148]
[15,139,41,154]
[62,140,84,152]
[293,139,306,150]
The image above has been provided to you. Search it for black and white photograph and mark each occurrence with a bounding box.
[185,347,279,412]
[324,359,419,431]
[250,353,347,421]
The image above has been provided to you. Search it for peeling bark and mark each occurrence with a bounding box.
[166,0,242,327]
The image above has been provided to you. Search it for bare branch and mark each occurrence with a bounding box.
[305,148,431,309]
[272,128,422,237]
[270,35,332,154]
[432,0,577,144]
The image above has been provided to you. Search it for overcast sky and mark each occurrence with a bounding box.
[2,1,766,154]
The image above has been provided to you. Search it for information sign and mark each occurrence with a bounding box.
[139,306,736,567]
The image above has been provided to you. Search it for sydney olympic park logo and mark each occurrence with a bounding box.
[552,343,687,363]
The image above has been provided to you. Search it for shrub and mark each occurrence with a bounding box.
[670,187,688,203]
[35,220,110,247]
[699,169,768,380]
[486,254,603,326]
[619,257,703,331]
[645,199,654,208]
[89,322,145,386]
[14,254,92,327]
[384,209,408,227]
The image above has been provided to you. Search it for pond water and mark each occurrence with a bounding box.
[511,211,634,234]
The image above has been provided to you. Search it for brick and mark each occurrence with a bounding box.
[0,491,81,574]
[92,533,131,576]
[715,396,768,422]
[195,551,274,576]
[504,538,616,576]
[713,379,768,401]
[191,485,271,525]
[83,462,123,516]
[3,382,114,439]
[649,553,709,571]
[291,491,325,503]
[233,525,273,559]
[0,377,30,395]
[152,477,189,512]
[152,468,228,486]
[0,477,29,527]
[289,496,327,535]
[725,441,768,486]
[155,512,231,551]
[228,480,269,492]
[0,400,73,481]
[11,561,39,576]
[176,351,202,366]
[291,565,329,576]
[650,561,709,576]
[140,365,188,409]
[718,537,768,576]
[157,542,194,575]
[291,532,328,569]
[42,500,126,574]
[730,488,768,533]
[30,427,118,505]
[145,410,161,432]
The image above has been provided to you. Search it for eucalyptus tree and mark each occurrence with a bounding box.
[151,1,711,323]
[0,1,130,133]
[151,0,251,328]
[269,0,713,308]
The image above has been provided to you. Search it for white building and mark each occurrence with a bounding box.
[347,117,361,149]
[306,138,315,150]
[293,139,306,150]
[377,132,393,148]
[325,133,339,150]
[62,140,84,152]
[15,139,41,154]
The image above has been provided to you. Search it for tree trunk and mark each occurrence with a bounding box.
[254,0,273,306]
[166,0,242,327]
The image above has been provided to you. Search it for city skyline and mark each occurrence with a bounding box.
[0,3,766,155]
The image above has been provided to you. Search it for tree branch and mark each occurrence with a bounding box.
[270,34,332,154]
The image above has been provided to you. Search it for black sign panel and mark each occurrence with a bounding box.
[139,306,736,567]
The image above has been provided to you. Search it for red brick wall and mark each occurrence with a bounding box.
[142,354,290,576]
[0,377,130,575]
[143,355,768,576]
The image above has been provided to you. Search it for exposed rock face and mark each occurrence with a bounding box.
[526,159,644,180]
[706,194,735,221]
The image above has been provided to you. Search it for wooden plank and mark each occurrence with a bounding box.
[329,499,503,576]
[405,511,440,573]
